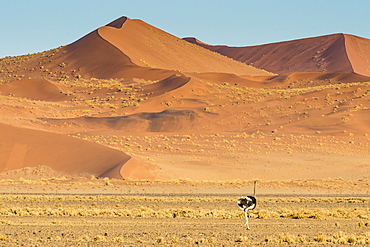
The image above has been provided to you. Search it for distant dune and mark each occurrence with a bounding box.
[184,34,370,76]
[0,17,270,86]
[97,17,269,76]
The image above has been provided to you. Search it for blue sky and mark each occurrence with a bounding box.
[1,0,370,58]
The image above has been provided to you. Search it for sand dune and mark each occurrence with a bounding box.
[141,74,190,97]
[0,123,130,178]
[194,71,370,88]
[345,34,370,76]
[59,28,176,81]
[184,34,370,76]
[0,17,369,180]
[0,16,270,87]
[0,79,68,101]
[98,17,269,75]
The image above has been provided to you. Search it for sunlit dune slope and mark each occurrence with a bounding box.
[57,25,176,81]
[0,123,130,178]
[0,79,68,101]
[98,17,270,75]
[184,34,370,76]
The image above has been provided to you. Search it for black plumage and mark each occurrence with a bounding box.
[237,196,257,211]
[237,181,257,229]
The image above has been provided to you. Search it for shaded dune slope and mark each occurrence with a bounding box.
[46,109,199,132]
[345,34,370,76]
[141,74,190,96]
[184,34,370,76]
[40,75,197,132]
[0,123,130,178]
[59,26,175,81]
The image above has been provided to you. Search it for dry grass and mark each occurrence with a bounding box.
[265,231,370,244]
[0,194,368,220]
[1,176,369,195]
[0,192,368,246]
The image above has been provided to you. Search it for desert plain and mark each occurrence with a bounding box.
[0,16,370,246]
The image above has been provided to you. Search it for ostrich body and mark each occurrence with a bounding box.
[237,181,257,230]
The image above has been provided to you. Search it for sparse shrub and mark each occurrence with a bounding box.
[156,237,164,243]
[170,236,179,243]
[114,237,123,242]
[256,210,269,219]
[314,233,327,243]
[93,235,106,242]
[78,235,89,241]
[278,233,299,243]
[184,236,193,243]
[235,236,248,242]
[347,234,357,244]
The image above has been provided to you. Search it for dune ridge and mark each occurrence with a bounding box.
[60,28,176,81]
[97,17,270,76]
[184,33,370,76]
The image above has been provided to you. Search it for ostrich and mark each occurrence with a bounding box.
[237,180,257,230]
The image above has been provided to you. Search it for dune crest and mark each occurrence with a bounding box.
[61,29,175,81]
[184,33,370,76]
[105,16,128,28]
[97,17,270,75]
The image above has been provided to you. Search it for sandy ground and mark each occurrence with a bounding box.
[0,183,369,246]
[1,217,368,246]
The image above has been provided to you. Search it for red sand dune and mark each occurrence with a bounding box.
[0,17,369,180]
[0,123,130,178]
[345,34,370,76]
[97,17,269,75]
[57,23,175,81]
[36,16,270,83]
[141,74,191,97]
[0,79,68,101]
[184,34,370,76]
[194,71,370,88]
